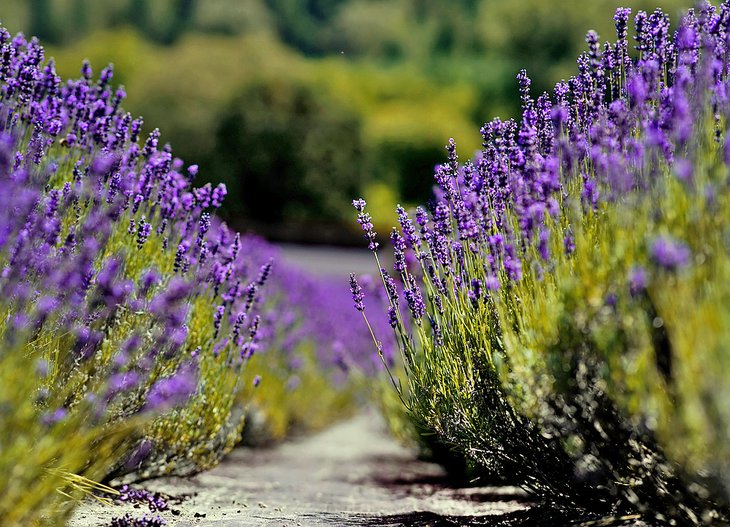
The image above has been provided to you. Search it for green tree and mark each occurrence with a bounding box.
[163,0,197,44]
[213,78,365,223]
[29,0,59,42]
[127,0,150,35]
[70,0,89,36]
[263,0,349,55]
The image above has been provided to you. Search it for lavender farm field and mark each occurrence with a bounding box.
[3,1,730,526]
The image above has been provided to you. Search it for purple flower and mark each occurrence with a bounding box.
[41,407,68,426]
[117,484,167,512]
[213,304,225,338]
[173,243,189,273]
[429,315,443,346]
[503,244,523,282]
[387,306,398,328]
[629,265,648,296]
[468,278,483,306]
[198,213,211,240]
[650,235,691,270]
[396,205,420,252]
[538,228,550,261]
[353,198,379,251]
[381,269,399,305]
[81,59,92,80]
[211,183,227,208]
[563,231,576,256]
[349,273,365,312]
[144,363,197,412]
[257,259,273,286]
[516,69,532,109]
[404,274,425,321]
[122,440,153,471]
[140,269,160,296]
[391,229,407,273]
[674,157,693,182]
[91,153,117,176]
[137,217,151,248]
[108,371,141,394]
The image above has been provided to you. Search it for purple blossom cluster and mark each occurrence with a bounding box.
[116,485,168,512]
[650,235,692,270]
[356,2,730,329]
[0,26,271,476]
[108,513,166,527]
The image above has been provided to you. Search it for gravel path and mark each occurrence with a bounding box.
[69,410,532,526]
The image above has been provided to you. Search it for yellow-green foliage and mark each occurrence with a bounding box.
[0,334,133,526]
[239,345,357,444]
[496,137,730,494]
[139,293,245,479]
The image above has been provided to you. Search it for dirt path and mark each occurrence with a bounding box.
[70,410,531,526]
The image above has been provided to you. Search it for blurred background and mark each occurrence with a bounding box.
[1,0,692,245]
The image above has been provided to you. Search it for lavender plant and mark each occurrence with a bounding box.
[0,27,272,523]
[356,2,730,523]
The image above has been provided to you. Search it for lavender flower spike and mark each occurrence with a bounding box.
[629,265,648,296]
[349,273,365,312]
[650,235,691,271]
[144,363,197,412]
[353,198,379,251]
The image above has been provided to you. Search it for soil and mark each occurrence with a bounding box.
[69,410,534,527]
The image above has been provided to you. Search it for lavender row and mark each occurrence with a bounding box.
[355,2,730,523]
[0,25,379,525]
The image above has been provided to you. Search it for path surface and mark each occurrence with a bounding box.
[70,411,532,527]
[277,243,385,279]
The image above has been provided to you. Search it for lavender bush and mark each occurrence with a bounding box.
[0,27,273,523]
[357,2,730,523]
[0,23,393,524]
